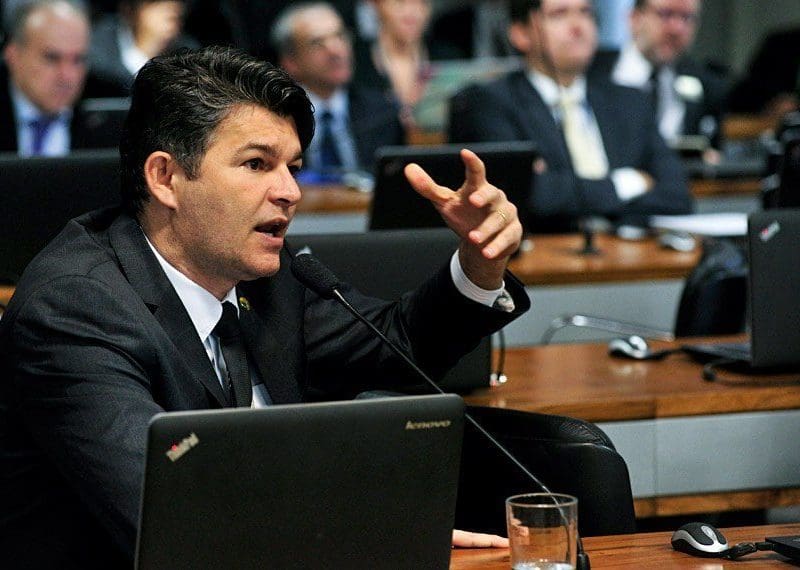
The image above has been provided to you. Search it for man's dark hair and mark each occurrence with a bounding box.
[509,0,542,23]
[634,0,648,8]
[120,46,315,216]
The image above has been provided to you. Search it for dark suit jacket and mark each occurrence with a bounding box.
[0,65,122,153]
[0,208,528,569]
[448,70,693,232]
[591,49,729,149]
[349,84,407,171]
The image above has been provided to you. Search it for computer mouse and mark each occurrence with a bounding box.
[671,522,730,557]
[658,231,697,252]
[607,335,651,359]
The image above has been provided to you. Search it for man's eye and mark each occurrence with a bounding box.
[288,165,301,177]
[245,158,263,170]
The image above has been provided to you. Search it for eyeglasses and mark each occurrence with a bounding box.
[645,6,698,25]
[301,29,352,52]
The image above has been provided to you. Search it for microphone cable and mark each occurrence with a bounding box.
[292,252,591,570]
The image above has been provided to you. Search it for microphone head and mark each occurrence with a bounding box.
[291,252,342,299]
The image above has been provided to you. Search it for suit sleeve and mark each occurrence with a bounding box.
[303,262,530,398]
[6,274,163,561]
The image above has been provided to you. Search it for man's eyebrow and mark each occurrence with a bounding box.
[237,143,303,163]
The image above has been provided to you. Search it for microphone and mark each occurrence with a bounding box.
[291,252,591,570]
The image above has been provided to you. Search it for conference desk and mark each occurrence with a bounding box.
[466,340,800,517]
[450,523,800,569]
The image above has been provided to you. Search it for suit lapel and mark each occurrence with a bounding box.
[588,82,623,168]
[107,214,230,407]
[237,251,304,404]
[508,72,572,166]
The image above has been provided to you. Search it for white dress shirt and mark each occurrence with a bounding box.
[527,69,649,201]
[117,24,151,77]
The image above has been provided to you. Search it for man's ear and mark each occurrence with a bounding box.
[280,54,298,78]
[143,151,181,210]
[508,22,533,54]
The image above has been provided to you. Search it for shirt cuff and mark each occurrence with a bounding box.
[449,252,512,310]
[611,167,649,201]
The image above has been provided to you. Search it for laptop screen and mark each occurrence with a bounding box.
[135,394,464,570]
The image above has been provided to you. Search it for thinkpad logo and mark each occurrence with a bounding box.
[166,432,199,462]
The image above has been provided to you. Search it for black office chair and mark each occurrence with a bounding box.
[455,406,636,538]
[542,236,748,343]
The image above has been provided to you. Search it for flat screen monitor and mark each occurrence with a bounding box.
[369,141,537,231]
[0,150,121,283]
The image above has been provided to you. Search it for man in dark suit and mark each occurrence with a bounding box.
[590,0,728,158]
[448,0,692,233]
[0,46,528,568]
[0,0,119,154]
[272,1,406,183]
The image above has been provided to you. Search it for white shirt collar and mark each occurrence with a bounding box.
[613,42,675,89]
[526,69,587,108]
[117,24,150,76]
[144,234,238,343]
[9,83,72,124]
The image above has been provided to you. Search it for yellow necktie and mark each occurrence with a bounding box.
[559,93,608,180]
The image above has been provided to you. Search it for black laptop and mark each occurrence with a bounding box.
[683,209,800,369]
[368,141,537,230]
[135,394,464,570]
[0,150,121,282]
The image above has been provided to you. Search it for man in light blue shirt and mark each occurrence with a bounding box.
[0,0,99,155]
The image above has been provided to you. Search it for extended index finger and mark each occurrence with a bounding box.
[460,148,488,193]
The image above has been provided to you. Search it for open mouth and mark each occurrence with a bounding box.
[255,219,288,238]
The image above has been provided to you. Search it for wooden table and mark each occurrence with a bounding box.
[469,341,800,423]
[466,341,800,517]
[450,523,800,569]
[507,234,700,286]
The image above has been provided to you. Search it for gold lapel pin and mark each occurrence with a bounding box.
[238,296,251,311]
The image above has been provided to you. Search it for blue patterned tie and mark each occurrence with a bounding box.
[29,115,56,156]
[318,109,343,170]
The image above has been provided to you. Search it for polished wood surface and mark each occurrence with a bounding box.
[636,488,800,519]
[468,340,800,423]
[450,523,800,569]
[507,234,700,286]
[723,113,779,140]
[690,176,761,198]
[1,285,12,306]
[297,184,371,213]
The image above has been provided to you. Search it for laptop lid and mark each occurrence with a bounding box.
[682,210,800,369]
[135,394,464,570]
[291,228,490,394]
[0,150,120,282]
[368,141,537,231]
[748,209,800,368]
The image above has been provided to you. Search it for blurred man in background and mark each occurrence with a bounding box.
[592,0,728,162]
[1,0,116,154]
